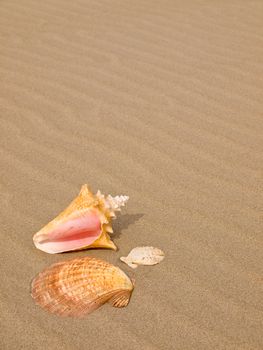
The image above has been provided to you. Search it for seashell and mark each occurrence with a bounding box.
[120,246,164,269]
[33,184,129,254]
[31,256,134,317]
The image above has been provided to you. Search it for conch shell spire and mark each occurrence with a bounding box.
[97,191,129,218]
[33,185,129,254]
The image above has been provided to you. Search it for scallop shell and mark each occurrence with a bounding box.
[31,257,134,317]
[33,184,129,254]
[120,246,165,269]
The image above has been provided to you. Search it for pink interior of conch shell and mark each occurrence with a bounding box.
[35,210,102,254]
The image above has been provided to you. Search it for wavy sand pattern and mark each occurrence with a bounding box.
[0,1,263,349]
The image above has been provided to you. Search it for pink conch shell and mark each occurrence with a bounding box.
[33,185,129,254]
[31,257,134,317]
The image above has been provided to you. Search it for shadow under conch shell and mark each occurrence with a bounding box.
[31,257,134,317]
[33,184,129,254]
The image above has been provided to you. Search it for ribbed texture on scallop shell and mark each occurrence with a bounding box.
[31,257,134,317]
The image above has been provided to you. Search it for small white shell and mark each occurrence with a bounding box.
[120,246,165,269]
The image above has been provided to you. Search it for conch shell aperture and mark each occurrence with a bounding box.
[31,257,134,317]
[33,185,129,254]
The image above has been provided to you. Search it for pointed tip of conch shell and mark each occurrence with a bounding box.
[79,184,96,204]
[80,184,93,195]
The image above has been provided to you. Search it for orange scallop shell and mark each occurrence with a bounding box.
[31,257,134,317]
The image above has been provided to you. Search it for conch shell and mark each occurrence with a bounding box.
[31,257,134,317]
[120,246,165,269]
[33,184,129,254]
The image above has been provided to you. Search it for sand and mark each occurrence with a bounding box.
[0,0,263,349]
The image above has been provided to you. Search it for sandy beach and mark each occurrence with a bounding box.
[0,0,263,349]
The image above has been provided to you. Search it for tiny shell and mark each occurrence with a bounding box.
[33,184,129,254]
[31,257,134,317]
[120,246,165,269]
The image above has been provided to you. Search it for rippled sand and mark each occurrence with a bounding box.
[0,1,263,349]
